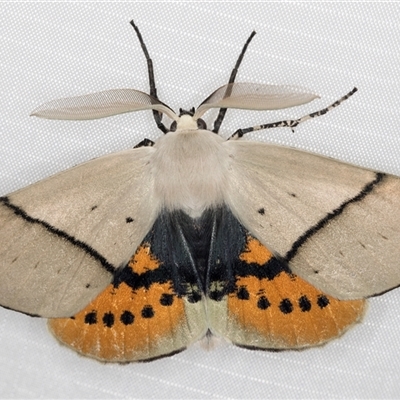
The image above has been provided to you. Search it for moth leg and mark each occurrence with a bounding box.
[229,87,358,140]
[134,138,155,149]
[130,21,168,134]
[212,31,256,134]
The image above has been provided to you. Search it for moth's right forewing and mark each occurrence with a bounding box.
[0,146,160,317]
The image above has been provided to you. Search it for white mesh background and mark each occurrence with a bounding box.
[0,3,400,398]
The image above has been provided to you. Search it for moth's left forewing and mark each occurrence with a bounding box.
[223,140,400,300]
[0,147,160,317]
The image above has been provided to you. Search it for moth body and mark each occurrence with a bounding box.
[152,125,231,218]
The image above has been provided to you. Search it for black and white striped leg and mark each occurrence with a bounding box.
[130,21,168,134]
[212,31,256,134]
[134,138,155,149]
[229,87,358,140]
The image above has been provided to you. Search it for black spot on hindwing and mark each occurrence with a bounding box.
[257,296,271,310]
[279,299,293,314]
[141,305,155,319]
[298,295,312,312]
[120,310,135,325]
[84,311,97,325]
[237,286,250,300]
[103,312,115,328]
[317,295,330,309]
[160,293,174,306]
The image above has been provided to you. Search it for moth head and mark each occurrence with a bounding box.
[169,108,207,132]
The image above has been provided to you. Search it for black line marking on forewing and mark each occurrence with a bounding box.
[0,304,41,318]
[367,282,400,298]
[284,172,386,262]
[0,196,115,274]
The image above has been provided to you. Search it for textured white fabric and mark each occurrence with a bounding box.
[1,3,400,398]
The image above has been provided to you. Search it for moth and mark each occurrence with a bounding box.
[1,21,399,363]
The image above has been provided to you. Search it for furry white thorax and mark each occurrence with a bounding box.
[152,122,232,218]
[176,114,198,130]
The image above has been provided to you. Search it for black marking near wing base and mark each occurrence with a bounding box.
[133,138,155,148]
[284,172,386,263]
[0,196,115,274]
[122,207,246,295]
[113,262,177,291]
[233,256,291,281]
[113,206,292,304]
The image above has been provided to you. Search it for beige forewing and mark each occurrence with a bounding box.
[225,140,400,300]
[0,147,159,317]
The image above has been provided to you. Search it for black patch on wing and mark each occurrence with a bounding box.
[113,205,291,303]
[206,206,291,300]
[113,208,220,301]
